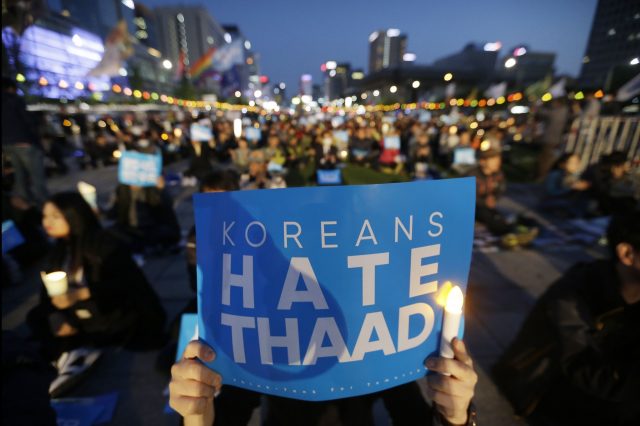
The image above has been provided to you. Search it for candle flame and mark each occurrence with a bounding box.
[435,281,454,306]
[445,286,464,314]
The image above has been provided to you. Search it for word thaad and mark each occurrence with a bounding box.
[218,212,444,366]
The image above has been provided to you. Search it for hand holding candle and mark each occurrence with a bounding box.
[439,285,464,358]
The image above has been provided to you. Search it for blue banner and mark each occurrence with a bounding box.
[51,392,118,426]
[118,150,162,187]
[190,124,213,142]
[317,169,343,185]
[244,127,261,141]
[2,220,25,254]
[194,178,475,401]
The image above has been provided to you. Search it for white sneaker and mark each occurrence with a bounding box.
[49,347,102,398]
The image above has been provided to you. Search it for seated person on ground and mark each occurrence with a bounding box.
[492,209,640,425]
[466,147,538,247]
[27,192,166,396]
[349,127,378,167]
[240,150,283,190]
[542,153,591,217]
[156,170,241,375]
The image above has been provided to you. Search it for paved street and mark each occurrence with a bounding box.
[2,163,604,426]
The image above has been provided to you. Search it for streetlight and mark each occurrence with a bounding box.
[373,90,380,96]
[254,90,262,98]
[504,58,517,68]
[162,59,173,70]
[390,85,397,93]
[443,73,453,82]
[279,82,286,90]
[412,80,420,89]
[631,57,639,66]
[235,90,241,98]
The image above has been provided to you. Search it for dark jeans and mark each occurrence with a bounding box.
[3,145,48,206]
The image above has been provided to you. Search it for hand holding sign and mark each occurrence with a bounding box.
[194,178,475,401]
[169,340,219,425]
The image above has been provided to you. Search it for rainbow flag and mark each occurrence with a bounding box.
[190,47,216,79]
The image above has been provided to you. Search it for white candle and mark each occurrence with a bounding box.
[439,285,464,358]
[41,271,69,296]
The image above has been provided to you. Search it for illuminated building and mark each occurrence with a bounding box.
[580,0,640,89]
[368,29,407,73]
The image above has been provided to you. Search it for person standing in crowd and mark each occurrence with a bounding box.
[27,192,166,397]
[1,77,48,207]
[493,209,640,425]
[537,98,570,180]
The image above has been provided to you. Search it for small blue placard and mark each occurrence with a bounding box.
[384,136,401,150]
[118,150,162,187]
[245,127,261,141]
[191,124,213,142]
[51,392,118,426]
[194,178,475,401]
[453,147,476,166]
[2,220,25,254]
[317,169,342,185]
[332,131,349,144]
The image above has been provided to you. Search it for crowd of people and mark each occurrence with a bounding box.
[2,74,640,425]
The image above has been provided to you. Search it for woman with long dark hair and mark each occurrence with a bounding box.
[27,191,166,397]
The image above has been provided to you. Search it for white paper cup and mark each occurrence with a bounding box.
[41,271,68,296]
[77,181,97,210]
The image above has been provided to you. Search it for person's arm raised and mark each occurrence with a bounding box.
[169,340,221,426]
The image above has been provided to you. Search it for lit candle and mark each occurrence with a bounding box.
[439,285,464,358]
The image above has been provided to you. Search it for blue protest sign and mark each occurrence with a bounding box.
[453,147,476,166]
[331,116,344,128]
[2,220,25,254]
[244,127,261,141]
[176,313,199,362]
[317,169,342,185]
[332,131,349,145]
[118,150,162,187]
[384,136,401,150]
[194,178,475,401]
[190,124,213,142]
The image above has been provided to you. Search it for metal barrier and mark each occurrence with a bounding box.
[565,116,640,169]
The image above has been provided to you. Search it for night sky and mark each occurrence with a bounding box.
[146,0,598,92]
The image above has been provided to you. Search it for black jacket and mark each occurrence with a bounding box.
[40,230,166,349]
[493,260,640,425]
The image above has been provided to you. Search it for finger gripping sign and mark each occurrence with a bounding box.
[118,150,162,187]
[194,177,475,401]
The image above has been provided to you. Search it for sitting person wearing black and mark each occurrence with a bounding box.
[109,179,181,254]
[466,147,537,248]
[27,192,166,397]
[493,209,640,425]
